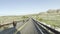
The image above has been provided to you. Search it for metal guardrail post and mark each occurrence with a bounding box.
[32,18,60,34]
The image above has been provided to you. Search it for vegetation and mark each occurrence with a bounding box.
[0,16,29,25]
[21,16,28,19]
[0,9,60,29]
[33,9,60,28]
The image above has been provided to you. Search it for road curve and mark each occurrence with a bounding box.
[0,18,50,34]
[15,18,41,34]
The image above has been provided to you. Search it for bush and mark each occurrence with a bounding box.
[38,18,43,21]
[36,17,43,21]
[22,16,28,19]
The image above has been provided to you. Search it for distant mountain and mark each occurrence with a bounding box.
[34,9,60,29]
[47,9,60,13]
[37,9,60,16]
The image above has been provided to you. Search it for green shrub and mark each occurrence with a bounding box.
[36,17,43,21]
[22,16,28,19]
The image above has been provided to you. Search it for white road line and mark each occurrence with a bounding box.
[35,23,44,34]
[14,22,28,34]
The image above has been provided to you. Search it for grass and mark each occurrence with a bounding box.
[41,20,60,28]
[0,16,29,31]
[0,16,29,24]
[33,13,60,28]
[0,12,60,29]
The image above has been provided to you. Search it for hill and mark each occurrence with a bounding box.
[0,9,60,29]
[32,9,60,29]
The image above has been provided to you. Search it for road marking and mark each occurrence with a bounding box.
[14,22,28,34]
[32,19,44,34]
[35,23,44,34]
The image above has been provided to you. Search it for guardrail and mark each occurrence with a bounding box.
[0,18,29,28]
[0,23,12,28]
[32,18,60,34]
[39,22,60,34]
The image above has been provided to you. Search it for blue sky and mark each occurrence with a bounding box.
[0,0,60,16]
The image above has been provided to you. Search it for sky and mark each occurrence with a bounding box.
[0,0,60,16]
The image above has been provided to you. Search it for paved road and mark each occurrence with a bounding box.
[16,19,41,34]
[0,18,50,34]
[0,21,24,34]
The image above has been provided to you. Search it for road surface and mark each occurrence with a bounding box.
[0,18,50,34]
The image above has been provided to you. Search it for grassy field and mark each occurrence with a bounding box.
[33,12,60,29]
[0,9,60,29]
[0,16,28,25]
